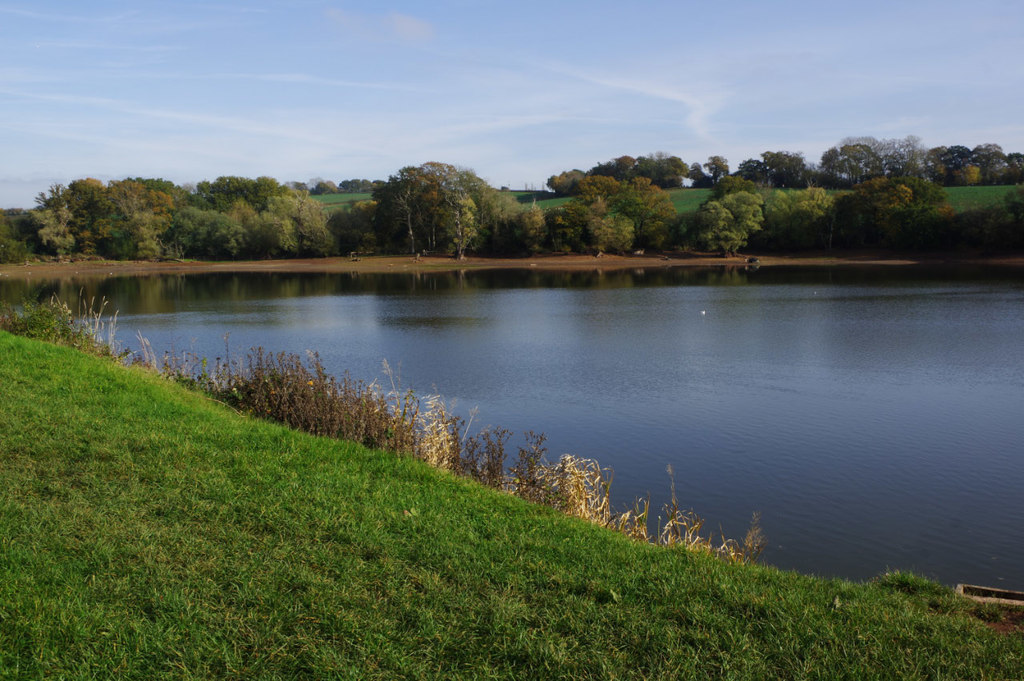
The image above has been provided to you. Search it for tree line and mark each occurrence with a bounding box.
[2,135,1024,264]
[549,136,1024,194]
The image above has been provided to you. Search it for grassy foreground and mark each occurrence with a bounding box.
[1,334,1022,679]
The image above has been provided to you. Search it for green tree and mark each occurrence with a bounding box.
[735,158,769,185]
[290,192,332,256]
[688,163,711,188]
[696,191,765,255]
[635,152,689,189]
[760,151,808,188]
[516,203,547,253]
[611,177,675,249]
[166,207,243,259]
[329,200,378,254]
[703,156,730,185]
[588,155,638,182]
[0,212,30,263]
[192,176,288,213]
[761,188,834,250]
[711,176,758,199]
[106,179,174,259]
[373,166,428,254]
[590,211,634,252]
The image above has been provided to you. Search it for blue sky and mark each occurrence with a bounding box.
[2,0,1022,207]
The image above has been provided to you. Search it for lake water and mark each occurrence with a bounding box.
[4,265,1023,588]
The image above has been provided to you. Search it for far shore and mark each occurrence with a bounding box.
[2,250,1024,280]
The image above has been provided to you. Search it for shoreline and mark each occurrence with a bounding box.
[2,250,1023,279]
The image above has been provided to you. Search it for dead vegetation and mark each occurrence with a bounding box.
[142,344,764,561]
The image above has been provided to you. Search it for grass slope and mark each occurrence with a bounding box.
[1,333,1021,679]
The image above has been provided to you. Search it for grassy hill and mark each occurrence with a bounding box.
[1,331,1022,678]
[313,185,1017,219]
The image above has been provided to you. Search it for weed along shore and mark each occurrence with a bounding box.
[2,305,1024,677]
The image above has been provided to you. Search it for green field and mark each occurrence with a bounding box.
[2,331,1022,678]
[310,192,373,209]
[944,185,1018,212]
[314,185,1015,219]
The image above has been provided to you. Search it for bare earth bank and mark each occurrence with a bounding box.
[2,251,1024,280]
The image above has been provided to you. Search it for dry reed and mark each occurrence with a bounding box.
[140,338,764,562]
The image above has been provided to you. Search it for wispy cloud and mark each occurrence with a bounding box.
[539,61,729,140]
[325,9,434,44]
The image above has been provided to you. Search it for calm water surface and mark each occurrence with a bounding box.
[5,265,1023,587]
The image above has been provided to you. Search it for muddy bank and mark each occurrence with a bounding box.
[2,251,1023,280]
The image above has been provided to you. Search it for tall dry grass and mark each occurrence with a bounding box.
[148,344,764,561]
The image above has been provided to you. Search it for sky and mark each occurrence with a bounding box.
[2,0,1023,207]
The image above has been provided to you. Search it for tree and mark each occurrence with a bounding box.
[290,191,332,256]
[0,212,30,263]
[590,212,634,252]
[575,175,623,204]
[817,142,882,188]
[588,155,638,182]
[937,145,973,185]
[760,151,808,188]
[34,203,75,255]
[329,200,378,254]
[372,162,492,257]
[516,203,547,253]
[191,176,288,213]
[166,207,243,259]
[373,166,425,254]
[696,191,764,255]
[106,179,174,259]
[833,177,952,249]
[611,177,675,249]
[34,179,115,255]
[635,152,688,189]
[688,163,711,188]
[473,186,522,253]
[878,136,927,178]
[308,178,339,195]
[735,158,768,185]
[970,144,1007,185]
[711,176,758,199]
[546,169,586,196]
[761,188,834,250]
[703,156,730,185]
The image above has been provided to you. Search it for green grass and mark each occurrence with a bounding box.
[311,184,1015,220]
[510,188,713,214]
[667,188,712,214]
[310,193,373,212]
[944,185,1017,212]
[2,333,1022,679]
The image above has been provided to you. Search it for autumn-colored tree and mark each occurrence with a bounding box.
[833,177,952,249]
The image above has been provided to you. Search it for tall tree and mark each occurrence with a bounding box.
[703,156,730,185]
[760,151,808,188]
[696,191,765,255]
[611,177,675,249]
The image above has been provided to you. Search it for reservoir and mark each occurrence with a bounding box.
[4,264,1023,588]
